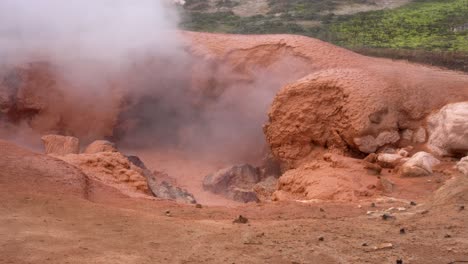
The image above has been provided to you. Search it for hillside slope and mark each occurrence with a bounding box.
[179,0,468,71]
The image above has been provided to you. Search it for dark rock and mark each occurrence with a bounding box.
[318,236,324,241]
[459,205,465,211]
[382,214,395,220]
[151,181,197,204]
[127,155,197,204]
[229,187,259,203]
[396,259,403,264]
[203,164,261,203]
[410,201,417,206]
[127,155,148,170]
[261,153,282,178]
[195,204,202,209]
[400,228,406,234]
[253,176,278,202]
[233,215,248,224]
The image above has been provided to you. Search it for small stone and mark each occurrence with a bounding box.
[396,259,403,264]
[319,208,325,212]
[400,228,406,234]
[233,215,248,224]
[371,203,376,208]
[362,242,368,247]
[410,201,417,206]
[195,204,203,209]
[318,236,324,241]
[382,214,394,220]
[444,234,451,238]
[459,205,465,211]
[364,162,382,175]
[364,153,378,163]
[374,242,393,250]
[421,210,429,215]
[165,210,171,217]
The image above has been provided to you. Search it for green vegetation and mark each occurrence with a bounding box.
[329,0,468,51]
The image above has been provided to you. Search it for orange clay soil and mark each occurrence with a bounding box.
[1,140,468,264]
[1,32,468,263]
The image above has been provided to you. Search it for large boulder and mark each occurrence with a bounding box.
[376,153,405,169]
[263,67,468,168]
[57,152,150,197]
[400,152,440,177]
[41,134,80,156]
[427,102,468,157]
[145,170,197,204]
[84,140,117,154]
[203,164,261,203]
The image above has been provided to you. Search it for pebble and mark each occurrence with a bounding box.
[233,215,249,224]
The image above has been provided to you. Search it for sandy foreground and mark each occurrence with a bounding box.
[1,141,467,264]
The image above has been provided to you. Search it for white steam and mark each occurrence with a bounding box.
[0,0,180,68]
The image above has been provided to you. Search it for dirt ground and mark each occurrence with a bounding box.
[1,183,467,264]
[1,142,467,264]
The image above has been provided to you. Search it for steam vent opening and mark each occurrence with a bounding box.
[1,0,468,262]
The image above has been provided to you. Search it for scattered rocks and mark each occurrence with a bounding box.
[41,134,80,156]
[427,102,468,156]
[400,152,440,177]
[84,140,117,154]
[203,164,262,203]
[233,215,248,224]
